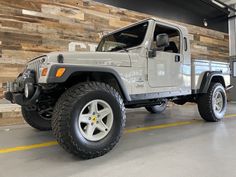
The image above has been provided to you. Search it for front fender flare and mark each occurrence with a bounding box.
[47,64,131,101]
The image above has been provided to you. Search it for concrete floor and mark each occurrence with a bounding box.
[0,103,236,177]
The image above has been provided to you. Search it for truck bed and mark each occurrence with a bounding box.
[191,59,230,90]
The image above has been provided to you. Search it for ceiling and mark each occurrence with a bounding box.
[96,0,230,32]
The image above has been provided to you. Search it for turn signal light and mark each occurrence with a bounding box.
[41,68,48,76]
[56,68,66,78]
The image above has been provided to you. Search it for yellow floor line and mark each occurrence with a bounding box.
[0,121,192,154]
[225,114,236,118]
[1,113,236,154]
[125,121,192,134]
[0,141,58,154]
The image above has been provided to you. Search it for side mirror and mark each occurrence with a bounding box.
[156,33,169,48]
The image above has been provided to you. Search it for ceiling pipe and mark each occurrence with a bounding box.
[199,0,230,14]
[211,0,226,8]
[211,0,236,13]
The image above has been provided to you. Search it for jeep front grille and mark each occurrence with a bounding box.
[26,57,44,80]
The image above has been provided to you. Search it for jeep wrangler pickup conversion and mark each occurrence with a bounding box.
[5,18,232,159]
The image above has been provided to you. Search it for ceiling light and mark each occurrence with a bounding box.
[203,19,208,27]
[211,0,226,8]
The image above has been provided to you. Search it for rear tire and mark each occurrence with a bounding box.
[21,107,52,131]
[145,99,168,114]
[197,83,227,122]
[52,82,126,159]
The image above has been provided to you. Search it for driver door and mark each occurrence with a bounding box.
[148,24,183,89]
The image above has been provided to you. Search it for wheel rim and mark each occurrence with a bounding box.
[156,101,167,108]
[213,89,224,114]
[153,99,167,109]
[78,99,114,142]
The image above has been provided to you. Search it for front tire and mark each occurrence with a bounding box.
[197,83,227,122]
[52,82,126,159]
[21,107,52,131]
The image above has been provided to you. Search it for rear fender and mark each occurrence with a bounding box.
[199,71,225,93]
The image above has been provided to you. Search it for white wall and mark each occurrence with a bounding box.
[229,4,236,57]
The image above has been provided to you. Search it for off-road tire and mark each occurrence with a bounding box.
[21,107,52,131]
[52,82,126,159]
[197,82,227,122]
[145,99,168,114]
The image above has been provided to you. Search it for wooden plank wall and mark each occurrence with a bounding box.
[0,0,229,97]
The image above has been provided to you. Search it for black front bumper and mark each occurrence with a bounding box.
[4,69,41,106]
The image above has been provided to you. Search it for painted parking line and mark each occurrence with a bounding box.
[225,114,236,118]
[0,141,58,154]
[125,121,192,133]
[0,121,193,154]
[1,114,236,154]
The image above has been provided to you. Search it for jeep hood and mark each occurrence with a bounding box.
[46,51,131,67]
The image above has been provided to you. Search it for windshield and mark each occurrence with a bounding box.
[97,22,148,52]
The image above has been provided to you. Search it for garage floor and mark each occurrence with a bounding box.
[0,103,236,177]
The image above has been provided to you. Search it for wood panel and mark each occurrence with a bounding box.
[0,0,229,97]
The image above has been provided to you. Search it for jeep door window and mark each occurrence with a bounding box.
[152,24,181,54]
[97,22,148,52]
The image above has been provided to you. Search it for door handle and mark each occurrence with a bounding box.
[175,55,180,62]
